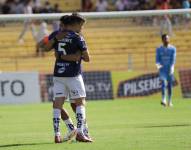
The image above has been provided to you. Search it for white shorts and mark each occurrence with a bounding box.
[53,75,86,101]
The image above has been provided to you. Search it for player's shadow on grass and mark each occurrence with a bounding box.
[0,142,52,148]
[141,123,191,128]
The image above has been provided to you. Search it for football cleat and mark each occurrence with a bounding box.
[76,132,93,142]
[161,101,167,107]
[167,102,173,107]
[84,130,93,141]
[63,129,77,142]
[54,135,62,143]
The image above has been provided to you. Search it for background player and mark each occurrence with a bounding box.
[18,0,36,44]
[156,34,176,107]
[35,21,49,56]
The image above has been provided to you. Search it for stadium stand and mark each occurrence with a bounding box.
[47,0,81,12]
[0,17,191,72]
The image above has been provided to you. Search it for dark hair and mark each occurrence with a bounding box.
[71,12,85,21]
[161,34,168,40]
[63,13,86,26]
[60,15,70,25]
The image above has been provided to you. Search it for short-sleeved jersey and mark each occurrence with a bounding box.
[156,44,176,72]
[49,30,87,77]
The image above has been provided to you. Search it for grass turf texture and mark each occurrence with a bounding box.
[0,71,190,150]
[0,98,191,150]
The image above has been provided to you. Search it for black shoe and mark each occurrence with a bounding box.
[161,101,167,107]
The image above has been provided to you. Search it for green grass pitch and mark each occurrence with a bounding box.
[0,98,191,150]
[0,71,191,150]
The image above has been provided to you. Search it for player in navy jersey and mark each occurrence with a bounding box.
[52,14,92,142]
[40,14,92,143]
[156,34,176,107]
[39,15,79,143]
[52,14,91,143]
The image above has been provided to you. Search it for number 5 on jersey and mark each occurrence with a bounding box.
[58,43,67,55]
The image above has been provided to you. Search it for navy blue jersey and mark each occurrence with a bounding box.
[49,30,87,77]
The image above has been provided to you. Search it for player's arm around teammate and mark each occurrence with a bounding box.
[57,13,92,142]
[40,14,92,143]
[39,15,81,61]
[39,32,81,61]
[38,16,83,143]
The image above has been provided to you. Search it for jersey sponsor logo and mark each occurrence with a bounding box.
[59,38,72,43]
[56,63,70,67]
[58,67,65,74]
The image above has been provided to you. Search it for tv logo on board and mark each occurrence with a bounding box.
[85,83,111,93]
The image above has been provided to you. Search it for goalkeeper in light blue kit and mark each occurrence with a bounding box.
[156,34,176,107]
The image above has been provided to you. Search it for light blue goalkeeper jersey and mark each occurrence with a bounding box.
[156,44,176,74]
